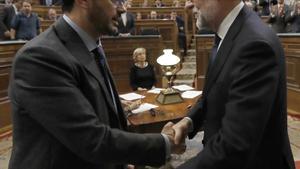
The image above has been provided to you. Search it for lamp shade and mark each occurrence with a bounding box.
[157,49,180,66]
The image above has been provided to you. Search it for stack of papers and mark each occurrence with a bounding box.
[147,88,163,94]
[172,84,194,91]
[131,103,158,114]
[181,91,202,99]
[119,93,145,101]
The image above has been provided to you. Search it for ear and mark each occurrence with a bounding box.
[74,0,89,9]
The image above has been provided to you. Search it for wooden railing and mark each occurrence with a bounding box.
[0,41,26,134]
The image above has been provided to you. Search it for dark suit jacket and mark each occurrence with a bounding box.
[178,6,295,169]
[268,4,290,33]
[0,4,16,39]
[8,18,166,169]
[117,12,135,35]
[286,14,300,33]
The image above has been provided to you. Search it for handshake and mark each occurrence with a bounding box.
[161,118,192,154]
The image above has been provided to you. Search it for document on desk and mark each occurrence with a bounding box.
[119,93,145,101]
[131,103,158,114]
[181,90,202,99]
[172,84,194,91]
[147,88,163,94]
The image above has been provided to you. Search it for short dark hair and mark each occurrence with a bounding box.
[62,0,75,12]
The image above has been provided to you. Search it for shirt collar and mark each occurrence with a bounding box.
[217,1,244,40]
[63,14,98,52]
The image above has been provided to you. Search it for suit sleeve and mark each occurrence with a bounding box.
[179,41,280,169]
[187,98,205,138]
[10,47,166,166]
[0,7,8,32]
[129,14,135,35]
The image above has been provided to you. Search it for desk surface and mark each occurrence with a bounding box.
[127,92,200,132]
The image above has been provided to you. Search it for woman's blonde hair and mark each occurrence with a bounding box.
[132,48,146,62]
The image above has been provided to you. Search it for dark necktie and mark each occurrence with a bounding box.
[92,45,118,112]
[210,34,222,65]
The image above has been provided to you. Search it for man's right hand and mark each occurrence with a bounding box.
[161,122,186,154]
[172,118,191,145]
[4,30,11,38]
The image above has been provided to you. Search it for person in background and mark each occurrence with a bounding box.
[154,0,165,7]
[150,10,158,19]
[117,1,135,36]
[286,0,300,32]
[268,0,290,33]
[10,0,40,40]
[173,0,181,7]
[171,11,187,56]
[171,0,295,169]
[136,12,142,20]
[0,0,18,40]
[129,48,156,91]
[46,8,58,21]
[141,0,148,7]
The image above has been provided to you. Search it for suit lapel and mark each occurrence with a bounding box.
[203,7,249,96]
[53,18,117,113]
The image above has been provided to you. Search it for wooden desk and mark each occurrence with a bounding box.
[127,92,200,133]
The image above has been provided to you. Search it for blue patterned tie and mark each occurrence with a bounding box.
[93,45,118,112]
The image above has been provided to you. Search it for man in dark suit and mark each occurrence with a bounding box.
[0,0,17,40]
[268,0,290,33]
[286,1,300,32]
[170,11,187,56]
[171,0,295,169]
[117,2,135,36]
[8,0,184,168]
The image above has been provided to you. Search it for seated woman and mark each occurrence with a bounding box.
[129,48,156,91]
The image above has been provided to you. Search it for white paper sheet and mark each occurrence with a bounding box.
[172,84,194,91]
[119,93,145,101]
[131,103,158,114]
[181,91,202,99]
[147,88,163,94]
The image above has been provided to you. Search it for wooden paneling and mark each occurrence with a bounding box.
[195,34,300,116]
[279,34,300,117]
[135,20,178,53]
[32,5,62,18]
[128,7,193,46]
[102,35,164,93]
[194,34,213,90]
[40,20,55,32]
[0,41,26,133]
